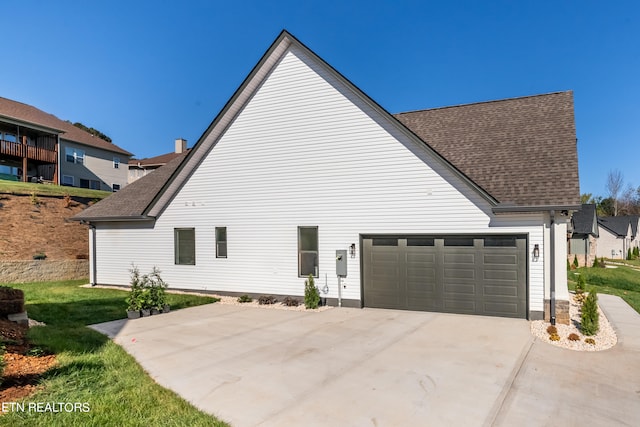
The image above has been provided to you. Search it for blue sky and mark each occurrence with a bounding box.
[2,1,638,198]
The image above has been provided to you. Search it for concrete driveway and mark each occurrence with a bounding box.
[92,295,640,426]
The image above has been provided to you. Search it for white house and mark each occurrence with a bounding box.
[596,216,635,259]
[74,31,580,322]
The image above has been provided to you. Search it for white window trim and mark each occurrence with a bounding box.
[62,175,74,186]
[113,157,120,169]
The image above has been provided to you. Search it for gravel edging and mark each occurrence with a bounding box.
[530,293,617,351]
[213,295,333,312]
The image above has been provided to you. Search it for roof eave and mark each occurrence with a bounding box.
[72,215,155,223]
[0,114,65,134]
[492,204,582,214]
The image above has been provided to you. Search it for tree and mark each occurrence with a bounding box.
[67,121,112,143]
[596,197,615,217]
[580,193,594,204]
[606,169,624,216]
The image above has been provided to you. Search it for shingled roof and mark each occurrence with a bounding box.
[395,91,579,207]
[129,150,191,167]
[571,204,598,236]
[0,96,132,156]
[74,152,187,220]
[598,216,633,237]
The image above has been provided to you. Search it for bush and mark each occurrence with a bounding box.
[32,252,47,260]
[581,290,600,336]
[237,294,252,303]
[574,274,586,302]
[585,338,596,345]
[304,274,320,309]
[573,255,579,269]
[126,265,168,311]
[546,325,557,335]
[258,295,277,305]
[568,333,580,341]
[627,248,632,261]
[634,247,639,258]
[592,257,598,268]
[282,296,299,307]
[549,333,560,341]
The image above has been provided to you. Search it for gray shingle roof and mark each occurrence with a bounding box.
[598,216,632,237]
[394,92,579,206]
[571,204,598,236]
[74,152,187,220]
[0,96,132,156]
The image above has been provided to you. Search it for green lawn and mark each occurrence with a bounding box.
[568,266,640,314]
[1,280,227,426]
[0,179,111,199]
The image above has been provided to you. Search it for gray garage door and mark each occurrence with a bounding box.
[362,235,527,318]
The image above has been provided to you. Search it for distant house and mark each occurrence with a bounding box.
[0,97,132,191]
[568,204,598,266]
[596,216,634,259]
[74,31,580,322]
[128,138,188,184]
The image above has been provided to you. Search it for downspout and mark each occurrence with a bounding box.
[550,210,556,326]
[89,222,97,286]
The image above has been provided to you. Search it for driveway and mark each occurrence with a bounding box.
[92,295,640,426]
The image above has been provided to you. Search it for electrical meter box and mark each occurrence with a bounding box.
[336,250,347,277]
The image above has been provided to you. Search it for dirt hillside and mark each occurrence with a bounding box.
[0,194,91,260]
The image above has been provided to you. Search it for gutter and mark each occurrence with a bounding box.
[72,215,155,223]
[492,204,581,214]
[82,221,98,287]
[550,210,556,326]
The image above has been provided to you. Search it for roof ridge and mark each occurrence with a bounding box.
[394,91,573,116]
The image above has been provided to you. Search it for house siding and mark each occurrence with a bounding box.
[596,227,627,259]
[60,140,128,191]
[91,45,548,313]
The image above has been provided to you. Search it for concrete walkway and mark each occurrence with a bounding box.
[91,295,640,426]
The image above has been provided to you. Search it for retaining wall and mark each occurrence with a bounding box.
[0,260,89,284]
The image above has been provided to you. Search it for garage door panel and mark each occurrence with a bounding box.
[363,235,526,319]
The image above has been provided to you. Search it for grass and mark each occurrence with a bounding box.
[2,279,227,426]
[0,179,111,199]
[568,266,640,314]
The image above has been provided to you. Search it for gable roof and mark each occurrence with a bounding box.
[598,216,633,237]
[73,30,580,223]
[571,204,598,236]
[74,152,187,221]
[0,96,132,156]
[129,150,191,167]
[395,92,579,207]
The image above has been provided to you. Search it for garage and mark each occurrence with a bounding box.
[362,235,527,318]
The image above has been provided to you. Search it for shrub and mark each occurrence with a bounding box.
[126,265,168,311]
[282,296,299,307]
[546,325,557,335]
[592,257,598,268]
[549,333,560,341]
[573,255,579,269]
[568,333,580,341]
[627,248,632,261]
[581,290,599,336]
[634,247,639,258]
[258,295,277,305]
[304,274,320,309]
[566,258,571,270]
[63,193,71,208]
[585,338,596,345]
[30,191,39,206]
[574,274,586,302]
[32,252,47,260]
[237,294,252,303]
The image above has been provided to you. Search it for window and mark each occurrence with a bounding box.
[407,238,435,246]
[175,228,196,265]
[113,157,120,169]
[62,175,74,186]
[112,184,121,192]
[372,238,398,246]
[80,179,101,190]
[3,133,16,143]
[215,227,227,258]
[484,237,517,247]
[298,226,318,276]
[65,147,85,164]
[444,237,474,247]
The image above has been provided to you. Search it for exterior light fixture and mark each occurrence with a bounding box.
[533,244,540,260]
[349,243,356,258]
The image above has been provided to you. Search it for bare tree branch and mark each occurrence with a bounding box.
[606,169,624,216]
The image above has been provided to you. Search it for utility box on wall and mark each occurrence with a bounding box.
[336,249,347,277]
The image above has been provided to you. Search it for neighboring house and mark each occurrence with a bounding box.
[568,204,598,266]
[630,216,640,251]
[0,97,132,191]
[74,31,580,323]
[596,216,633,259]
[128,138,189,184]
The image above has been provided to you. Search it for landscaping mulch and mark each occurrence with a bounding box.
[0,319,57,404]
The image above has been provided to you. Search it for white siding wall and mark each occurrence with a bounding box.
[94,46,547,312]
[596,227,626,258]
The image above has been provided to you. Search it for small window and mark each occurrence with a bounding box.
[113,157,120,169]
[484,237,517,247]
[372,238,398,246]
[65,147,85,164]
[216,227,227,258]
[3,133,17,143]
[444,237,474,247]
[62,175,74,186]
[407,238,435,246]
[112,184,121,192]
[90,180,101,190]
[298,226,318,276]
[175,228,196,265]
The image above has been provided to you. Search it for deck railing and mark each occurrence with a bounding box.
[0,140,57,163]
